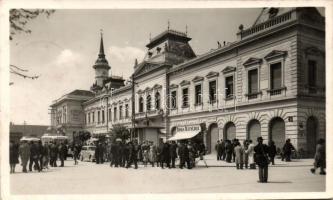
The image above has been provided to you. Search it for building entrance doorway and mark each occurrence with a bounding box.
[224,122,236,140]
[207,123,218,154]
[269,117,285,152]
[247,119,261,143]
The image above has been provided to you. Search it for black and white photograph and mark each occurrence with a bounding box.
[0,1,332,199]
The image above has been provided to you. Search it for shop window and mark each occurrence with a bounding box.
[209,80,217,103]
[195,84,202,105]
[225,76,234,98]
[182,88,189,107]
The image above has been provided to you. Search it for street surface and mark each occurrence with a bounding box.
[10,155,325,194]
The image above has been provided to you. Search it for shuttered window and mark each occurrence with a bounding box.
[270,62,282,89]
[195,84,202,105]
[248,69,258,94]
[308,60,317,87]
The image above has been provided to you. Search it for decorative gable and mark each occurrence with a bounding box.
[304,46,324,57]
[134,61,161,77]
[179,80,190,86]
[243,57,262,66]
[264,50,287,60]
[192,76,204,82]
[169,84,179,89]
[153,84,162,89]
[206,71,219,78]
[144,87,152,92]
[137,89,143,94]
[222,66,236,74]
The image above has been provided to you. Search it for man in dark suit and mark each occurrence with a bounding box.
[29,141,41,172]
[169,141,178,168]
[161,141,170,169]
[254,137,269,183]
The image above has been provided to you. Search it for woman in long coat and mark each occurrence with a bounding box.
[10,141,19,173]
[19,141,30,173]
[247,140,256,169]
[234,141,244,169]
[148,142,157,167]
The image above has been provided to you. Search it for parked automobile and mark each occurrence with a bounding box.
[79,145,96,162]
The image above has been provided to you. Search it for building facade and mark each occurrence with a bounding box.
[50,7,325,157]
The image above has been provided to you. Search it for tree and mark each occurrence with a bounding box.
[109,125,130,142]
[10,9,55,40]
[9,9,55,84]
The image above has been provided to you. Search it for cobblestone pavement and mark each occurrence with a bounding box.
[10,156,325,194]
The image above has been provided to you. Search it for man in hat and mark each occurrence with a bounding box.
[254,137,269,183]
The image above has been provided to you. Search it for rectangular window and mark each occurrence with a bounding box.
[182,88,189,107]
[114,107,117,121]
[97,111,100,124]
[125,104,129,118]
[225,76,234,97]
[209,80,217,103]
[195,84,202,105]
[102,110,105,123]
[171,91,177,109]
[248,69,258,94]
[88,113,91,124]
[92,111,95,123]
[108,108,112,122]
[119,105,123,119]
[270,62,282,89]
[308,60,317,87]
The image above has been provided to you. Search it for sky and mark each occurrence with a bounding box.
[9,8,325,125]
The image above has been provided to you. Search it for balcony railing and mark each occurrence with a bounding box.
[135,109,163,119]
[268,87,286,96]
[241,11,293,38]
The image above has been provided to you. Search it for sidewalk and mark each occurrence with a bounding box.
[196,154,314,168]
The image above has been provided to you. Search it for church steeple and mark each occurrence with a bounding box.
[94,31,110,69]
[92,30,111,89]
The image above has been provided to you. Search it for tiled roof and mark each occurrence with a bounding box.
[10,124,48,138]
[68,90,95,96]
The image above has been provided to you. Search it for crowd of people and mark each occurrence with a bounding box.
[9,136,326,182]
[10,140,69,173]
[94,140,206,170]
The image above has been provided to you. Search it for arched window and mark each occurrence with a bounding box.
[139,96,144,112]
[146,95,151,111]
[155,92,161,110]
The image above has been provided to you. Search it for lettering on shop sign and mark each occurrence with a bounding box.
[176,125,201,132]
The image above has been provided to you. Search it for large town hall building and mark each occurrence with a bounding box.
[50,7,325,157]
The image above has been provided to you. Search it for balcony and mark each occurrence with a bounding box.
[268,87,286,96]
[134,109,164,119]
[245,91,262,100]
[240,10,294,39]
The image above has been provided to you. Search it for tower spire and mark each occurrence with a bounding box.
[99,29,105,57]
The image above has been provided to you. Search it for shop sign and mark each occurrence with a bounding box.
[176,125,201,132]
